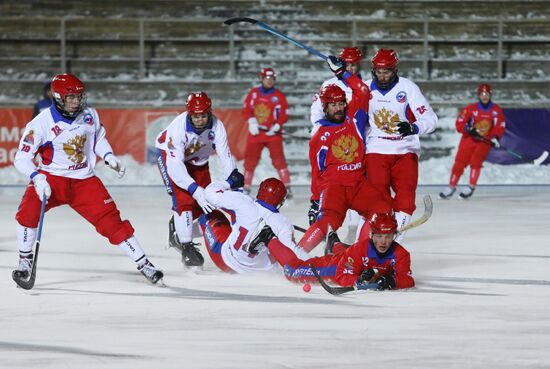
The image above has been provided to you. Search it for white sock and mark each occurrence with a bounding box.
[192,220,203,238]
[16,223,37,257]
[394,211,412,243]
[118,236,147,266]
[173,210,193,243]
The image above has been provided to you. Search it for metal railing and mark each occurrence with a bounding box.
[2,16,549,80]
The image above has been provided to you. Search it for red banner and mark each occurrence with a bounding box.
[0,107,247,168]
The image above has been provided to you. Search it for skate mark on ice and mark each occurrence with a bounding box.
[0,341,146,358]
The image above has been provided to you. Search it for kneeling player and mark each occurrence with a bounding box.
[198,175,308,273]
[267,213,414,290]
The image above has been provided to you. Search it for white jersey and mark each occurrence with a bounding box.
[14,105,113,180]
[204,181,308,274]
[310,75,367,129]
[155,112,236,191]
[365,76,438,155]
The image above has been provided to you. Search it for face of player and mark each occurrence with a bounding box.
[478,92,491,105]
[325,101,347,123]
[261,76,275,89]
[190,113,210,130]
[373,68,395,86]
[346,63,360,75]
[64,94,84,114]
[372,233,394,253]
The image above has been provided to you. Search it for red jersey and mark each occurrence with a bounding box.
[456,101,505,140]
[334,238,415,289]
[242,86,288,143]
[309,73,371,200]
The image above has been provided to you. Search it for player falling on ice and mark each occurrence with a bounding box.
[198,175,309,274]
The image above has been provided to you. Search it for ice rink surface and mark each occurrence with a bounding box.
[1,185,549,369]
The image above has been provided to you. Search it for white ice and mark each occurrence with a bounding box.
[1,184,549,369]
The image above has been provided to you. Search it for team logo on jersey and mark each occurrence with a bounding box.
[185,140,205,156]
[492,110,498,116]
[208,131,215,141]
[331,134,359,163]
[474,119,491,137]
[271,96,279,103]
[373,108,400,134]
[23,130,35,144]
[396,91,407,103]
[253,103,271,124]
[63,134,87,164]
[82,113,93,125]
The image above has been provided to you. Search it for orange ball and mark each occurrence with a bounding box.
[303,283,312,293]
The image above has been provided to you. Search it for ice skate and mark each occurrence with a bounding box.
[181,241,205,267]
[459,185,475,199]
[439,186,456,199]
[12,254,33,282]
[138,259,164,284]
[285,187,293,200]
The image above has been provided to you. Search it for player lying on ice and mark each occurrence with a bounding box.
[198,173,309,274]
[12,73,163,285]
[267,212,415,291]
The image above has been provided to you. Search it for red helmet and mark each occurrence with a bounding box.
[369,213,398,234]
[51,73,86,117]
[259,67,276,79]
[371,49,399,70]
[477,83,492,95]
[338,47,363,64]
[319,84,346,107]
[51,73,85,101]
[257,177,287,208]
[186,92,212,115]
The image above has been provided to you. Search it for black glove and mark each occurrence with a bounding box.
[327,55,346,79]
[247,226,275,255]
[226,169,244,190]
[358,268,376,284]
[465,123,481,138]
[397,121,419,137]
[376,275,396,291]
[308,200,320,226]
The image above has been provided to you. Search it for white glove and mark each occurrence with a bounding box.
[490,137,500,149]
[105,153,126,178]
[248,117,259,136]
[32,173,51,202]
[192,187,215,214]
[265,123,281,136]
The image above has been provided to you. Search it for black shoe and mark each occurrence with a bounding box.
[181,241,205,267]
[459,186,475,199]
[138,260,164,284]
[248,226,275,255]
[324,231,341,256]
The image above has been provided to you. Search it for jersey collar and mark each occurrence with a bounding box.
[259,86,275,95]
[256,199,279,213]
[477,100,494,111]
[49,105,76,124]
[369,77,399,96]
[186,115,213,134]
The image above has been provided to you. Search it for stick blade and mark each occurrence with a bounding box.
[533,151,549,166]
[310,264,354,295]
[223,17,258,26]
